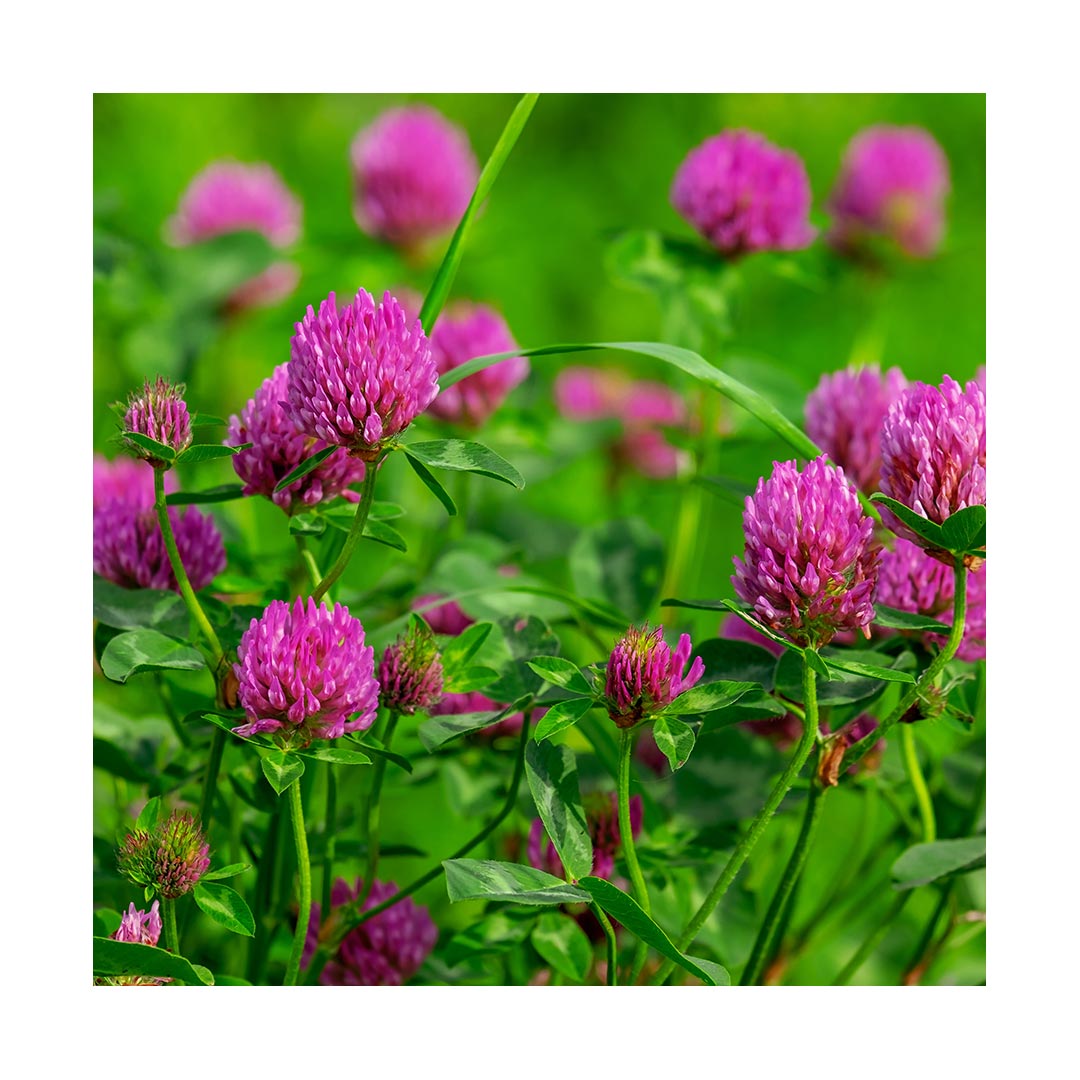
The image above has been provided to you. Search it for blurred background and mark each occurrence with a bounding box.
[93,93,985,984]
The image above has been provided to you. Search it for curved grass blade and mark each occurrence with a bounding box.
[420,94,539,333]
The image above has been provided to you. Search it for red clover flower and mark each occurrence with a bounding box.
[122,377,192,464]
[879,375,986,562]
[286,289,438,460]
[604,624,705,728]
[828,126,950,259]
[378,621,444,715]
[350,106,478,249]
[116,811,210,900]
[93,501,225,592]
[233,597,379,744]
[426,303,529,428]
[671,130,815,255]
[304,877,438,986]
[732,456,880,648]
[226,363,366,513]
[805,365,908,494]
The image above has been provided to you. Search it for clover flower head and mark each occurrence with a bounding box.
[351,106,478,248]
[117,812,210,900]
[828,126,950,258]
[304,877,438,985]
[529,792,643,881]
[671,130,815,255]
[732,456,880,648]
[875,538,986,661]
[286,288,438,459]
[93,501,225,592]
[604,624,705,728]
[378,621,444,715]
[879,376,986,561]
[426,303,529,427]
[122,377,192,464]
[805,365,908,494]
[226,363,366,513]
[233,597,379,745]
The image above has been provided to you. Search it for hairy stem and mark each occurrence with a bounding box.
[593,902,619,987]
[283,778,312,986]
[161,897,179,956]
[901,724,936,842]
[619,729,650,983]
[312,460,380,605]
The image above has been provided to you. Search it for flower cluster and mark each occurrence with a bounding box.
[233,597,379,744]
[116,811,210,899]
[226,363,366,513]
[122,377,192,464]
[529,792,644,881]
[426,303,529,428]
[93,501,225,592]
[805,365,908,494]
[604,624,704,728]
[875,538,987,661]
[828,126,950,259]
[732,456,880,648]
[286,289,438,459]
[351,106,478,248]
[879,375,986,561]
[554,367,687,478]
[304,877,438,985]
[671,130,814,255]
[168,160,302,308]
[378,621,444,715]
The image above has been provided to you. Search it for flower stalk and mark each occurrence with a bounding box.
[283,777,312,986]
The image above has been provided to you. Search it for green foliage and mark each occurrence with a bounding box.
[93,937,214,985]
[525,741,593,881]
[192,882,256,936]
[892,836,986,889]
[402,440,525,489]
[260,751,305,795]
[100,629,206,683]
[530,913,593,982]
[443,858,591,905]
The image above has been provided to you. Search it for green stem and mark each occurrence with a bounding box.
[741,775,828,986]
[900,883,954,985]
[311,460,380,605]
[283,778,312,986]
[161,897,179,955]
[654,651,819,985]
[197,729,226,834]
[294,535,323,594]
[593,902,618,986]
[845,558,968,772]
[832,892,911,985]
[321,765,337,914]
[152,468,225,673]
[901,724,936,842]
[658,475,702,615]
[619,729,650,983]
[357,710,400,907]
[303,702,534,984]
